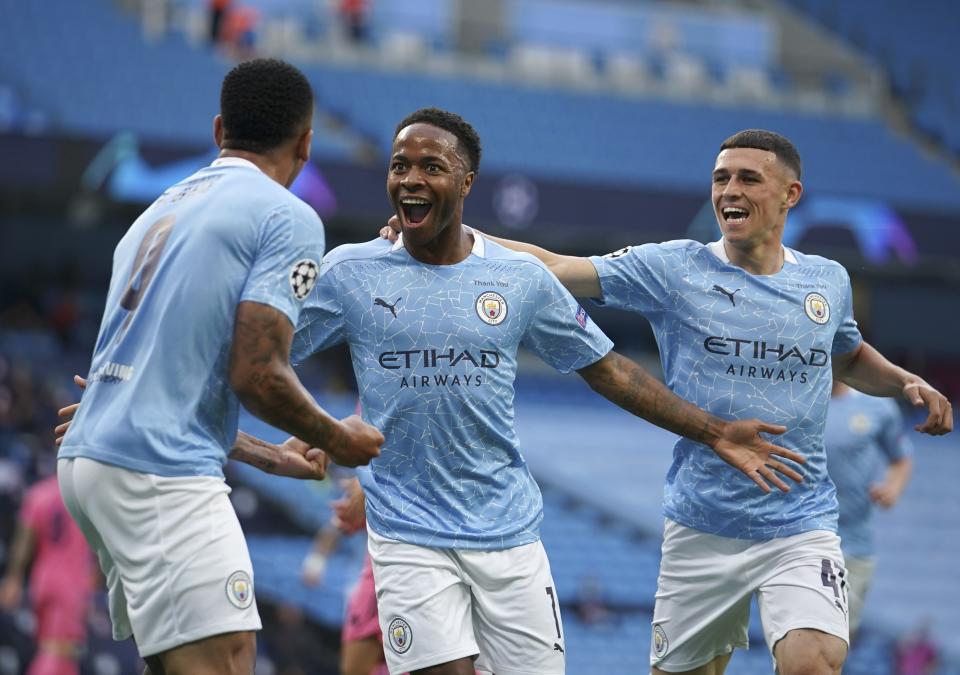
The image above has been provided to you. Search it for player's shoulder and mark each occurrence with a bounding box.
[605,238,705,260]
[481,237,552,271]
[321,237,395,270]
[787,248,849,276]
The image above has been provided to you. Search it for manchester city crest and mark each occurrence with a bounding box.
[653,623,669,658]
[387,616,413,654]
[476,291,508,326]
[225,570,254,609]
[803,292,830,325]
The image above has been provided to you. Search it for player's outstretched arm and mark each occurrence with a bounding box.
[869,456,913,509]
[834,341,953,435]
[229,301,384,467]
[578,351,806,493]
[381,215,601,297]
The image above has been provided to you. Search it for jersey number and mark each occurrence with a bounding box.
[117,215,176,336]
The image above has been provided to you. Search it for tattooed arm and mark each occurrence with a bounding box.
[577,351,806,493]
[228,301,382,467]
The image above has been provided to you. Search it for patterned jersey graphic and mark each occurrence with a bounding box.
[293,234,613,549]
[590,239,862,539]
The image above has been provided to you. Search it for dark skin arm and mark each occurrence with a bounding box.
[578,351,805,493]
[229,301,383,467]
[57,379,331,480]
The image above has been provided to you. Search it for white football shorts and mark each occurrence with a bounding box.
[58,457,261,657]
[367,528,566,675]
[651,519,849,672]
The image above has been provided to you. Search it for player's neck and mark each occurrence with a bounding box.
[722,238,784,275]
[404,222,474,266]
[218,149,293,187]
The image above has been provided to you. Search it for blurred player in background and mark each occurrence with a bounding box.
[0,474,93,675]
[289,108,805,675]
[825,380,914,639]
[475,129,952,675]
[55,58,382,675]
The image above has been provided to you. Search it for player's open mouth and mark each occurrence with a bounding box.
[400,197,433,225]
[722,206,749,224]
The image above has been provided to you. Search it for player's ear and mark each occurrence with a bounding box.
[784,179,802,209]
[213,114,224,148]
[460,170,475,198]
[297,128,313,164]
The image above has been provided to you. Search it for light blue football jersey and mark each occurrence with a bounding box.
[59,158,325,478]
[589,239,862,539]
[292,232,613,550]
[824,391,911,558]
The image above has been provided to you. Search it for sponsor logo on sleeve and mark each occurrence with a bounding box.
[575,305,588,329]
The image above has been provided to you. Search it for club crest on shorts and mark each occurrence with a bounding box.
[387,616,413,654]
[653,623,669,658]
[289,258,319,301]
[803,292,830,325]
[476,291,508,326]
[225,571,254,609]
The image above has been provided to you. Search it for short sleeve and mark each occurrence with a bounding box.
[521,266,614,374]
[877,400,913,463]
[831,267,863,355]
[240,205,326,328]
[290,258,347,364]
[587,243,673,316]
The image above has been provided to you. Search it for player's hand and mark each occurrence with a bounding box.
[379,215,401,242]
[331,477,366,534]
[55,374,87,446]
[712,420,805,494]
[903,381,953,435]
[272,436,330,481]
[326,415,383,468]
[868,481,901,509]
[0,577,23,611]
[301,552,327,587]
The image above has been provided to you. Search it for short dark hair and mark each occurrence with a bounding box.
[394,108,482,174]
[720,129,802,179]
[220,58,314,154]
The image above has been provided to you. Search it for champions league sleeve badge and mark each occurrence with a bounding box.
[803,292,830,325]
[476,291,508,325]
[290,258,319,301]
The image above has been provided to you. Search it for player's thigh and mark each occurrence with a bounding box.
[461,540,566,675]
[368,529,477,675]
[156,630,256,675]
[773,629,846,675]
[842,556,875,637]
[755,530,848,671]
[63,458,262,656]
[651,520,752,672]
[341,637,386,675]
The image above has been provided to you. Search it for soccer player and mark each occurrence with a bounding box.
[56,58,383,675]
[467,129,952,675]
[0,475,94,675]
[825,380,913,638]
[291,109,807,675]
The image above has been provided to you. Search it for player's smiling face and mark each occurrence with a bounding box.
[711,147,801,247]
[387,123,474,247]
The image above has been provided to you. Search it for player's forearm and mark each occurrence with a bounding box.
[578,352,726,448]
[836,342,924,397]
[2,526,36,581]
[233,365,343,451]
[229,431,284,474]
[885,456,913,497]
